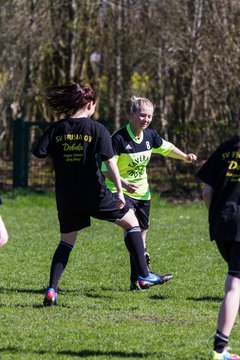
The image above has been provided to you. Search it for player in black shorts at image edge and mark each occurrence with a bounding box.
[32,82,170,306]
[197,136,240,360]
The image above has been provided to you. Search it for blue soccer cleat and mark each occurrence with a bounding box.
[138,272,173,290]
[43,287,58,306]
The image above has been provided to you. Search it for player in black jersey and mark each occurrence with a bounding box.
[33,82,169,305]
[197,136,240,359]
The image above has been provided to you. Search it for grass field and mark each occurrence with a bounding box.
[0,190,239,360]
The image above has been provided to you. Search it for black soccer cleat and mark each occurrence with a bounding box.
[156,273,173,285]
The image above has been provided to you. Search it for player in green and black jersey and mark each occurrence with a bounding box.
[102,96,197,290]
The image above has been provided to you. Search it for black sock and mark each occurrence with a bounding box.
[124,226,148,278]
[214,330,229,353]
[130,255,138,283]
[49,241,73,291]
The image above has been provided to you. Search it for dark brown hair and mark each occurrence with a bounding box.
[45,82,97,118]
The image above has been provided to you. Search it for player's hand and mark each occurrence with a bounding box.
[124,183,139,194]
[0,216,8,247]
[185,153,197,163]
[117,191,126,209]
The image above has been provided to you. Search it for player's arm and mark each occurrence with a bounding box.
[202,183,214,210]
[167,146,197,163]
[104,157,126,207]
[152,136,197,163]
[0,215,8,247]
[102,159,139,194]
[103,170,139,194]
[32,125,53,160]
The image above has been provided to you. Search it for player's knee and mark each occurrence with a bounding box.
[116,208,139,229]
[228,270,240,279]
[225,273,240,293]
[125,209,139,226]
[61,231,77,246]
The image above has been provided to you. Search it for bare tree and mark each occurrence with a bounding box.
[1,0,240,187]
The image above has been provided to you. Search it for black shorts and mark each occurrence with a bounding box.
[58,193,133,233]
[124,194,150,230]
[215,239,240,278]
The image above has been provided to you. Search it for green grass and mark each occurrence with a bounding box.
[0,191,239,359]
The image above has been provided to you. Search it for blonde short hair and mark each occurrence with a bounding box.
[130,96,154,113]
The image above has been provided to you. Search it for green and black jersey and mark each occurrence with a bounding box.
[102,124,174,200]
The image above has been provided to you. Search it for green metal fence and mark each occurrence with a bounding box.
[12,118,55,190]
[0,118,200,198]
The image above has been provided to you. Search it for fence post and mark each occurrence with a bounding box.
[13,118,30,188]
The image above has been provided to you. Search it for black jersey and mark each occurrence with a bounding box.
[197,136,240,241]
[33,117,114,211]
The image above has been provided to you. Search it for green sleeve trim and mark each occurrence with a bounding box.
[126,123,143,143]
[152,139,174,156]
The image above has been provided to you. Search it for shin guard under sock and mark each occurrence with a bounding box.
[124,226,148,278]
[49,241,73,291]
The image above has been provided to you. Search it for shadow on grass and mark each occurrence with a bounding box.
[0,286,114,307]
[149,294,169,300]
[83,292,113,299]
[187,296,222,302]
[0,303,71,309]
[0,287,44,294]
[0,303,33,308]
[59,349,154,358]
[0,347,156,358]
[0,287,126,299]
[0,287,113,298]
